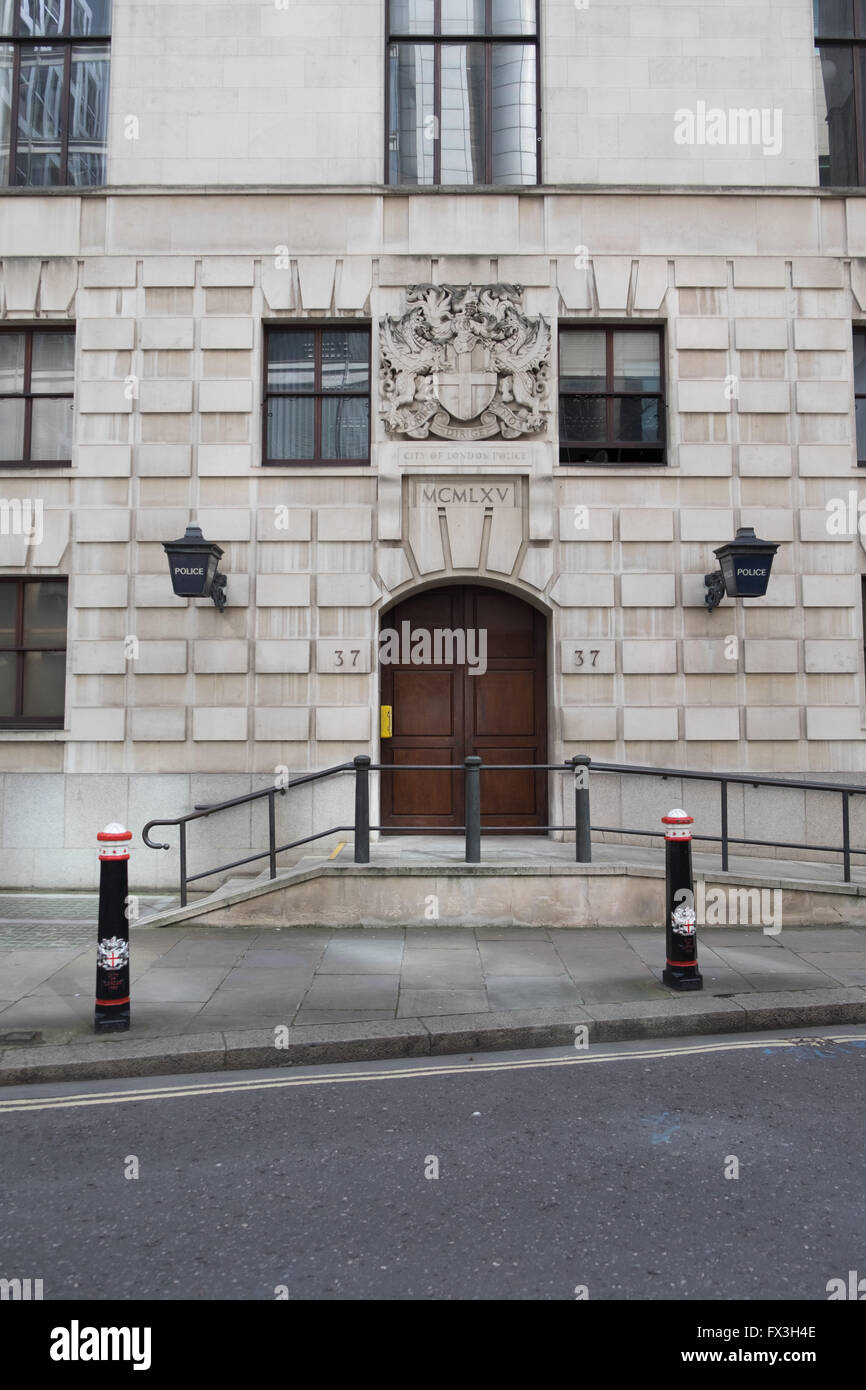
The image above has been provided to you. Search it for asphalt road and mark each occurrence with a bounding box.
[1,1027,864,1301]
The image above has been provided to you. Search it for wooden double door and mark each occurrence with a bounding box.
[380,585,548,832]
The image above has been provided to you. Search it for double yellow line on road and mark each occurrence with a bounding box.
[1,1032,862,1115]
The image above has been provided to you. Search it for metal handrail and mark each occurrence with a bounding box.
[141,753,866,905]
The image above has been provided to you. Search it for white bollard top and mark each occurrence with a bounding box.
[662,808,693,840]
[98,824,132,859]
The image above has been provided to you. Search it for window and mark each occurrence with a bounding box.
[814,0,866,184]
[559,326,666,466]
[264,326,371,465]
[855,329,866,462]
[0,0,111,187]
[0,326,75,466]
[387,0,539,186]
[0,577,67,728]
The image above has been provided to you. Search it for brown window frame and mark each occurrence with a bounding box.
[1,4,112,188]
[0,576,68,730]
[262,323,372,468]
[815,0,866,186]
[558,324,667,467]
[0,324,75,469]
[855,326,866,464]
[385,0,542,186]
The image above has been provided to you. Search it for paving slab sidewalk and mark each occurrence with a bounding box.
[2,923,866,1086]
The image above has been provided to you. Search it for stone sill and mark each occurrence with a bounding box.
[0,184,860,199]
[0,730,68,741]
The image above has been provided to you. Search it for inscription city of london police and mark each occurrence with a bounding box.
[379,284,551,442]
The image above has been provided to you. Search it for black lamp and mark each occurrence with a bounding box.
[705,526,780,611]
[163,524,227,611]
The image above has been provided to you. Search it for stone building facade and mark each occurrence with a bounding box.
[1,0,866,888]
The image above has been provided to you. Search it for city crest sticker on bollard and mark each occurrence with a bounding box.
[661,809,703,992]
[95,824,132,1033]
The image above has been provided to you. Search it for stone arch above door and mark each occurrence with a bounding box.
[374,472,554,603]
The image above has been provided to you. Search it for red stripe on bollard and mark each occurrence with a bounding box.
[661,807,703,993]
[94,822,132,1033]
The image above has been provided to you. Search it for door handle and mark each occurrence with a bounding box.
[380,705,393,738]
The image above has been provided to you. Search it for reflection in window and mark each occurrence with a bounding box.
[815,0,866,184]
[0,578,68,728]
[0,0,110,185]
[0,327,74,465]
[265,326,371,464]
[388,2,538,185]
[559,326,666,466]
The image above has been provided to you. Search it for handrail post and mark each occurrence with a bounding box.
[843,790,851,883]
[354,755,371,864]
[465,756,482,863]
[720,779,729,873]
[571,754,592,863]
[268,789,277,880]
[179,821,187,908]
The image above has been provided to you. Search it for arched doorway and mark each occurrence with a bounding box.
[379,585,548,832]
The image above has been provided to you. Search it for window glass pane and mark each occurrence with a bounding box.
[266,396,314,460]
[559,396,606,442]
[31,396,73,458]
[0,584,16,647]
[0,650,16,716]
[560,331,606,389]
[441,0,485,35]
[68,42,109,185]
[23,580,67,647]
[0,332,25,392]
[816,45,856,185]
[814,0,854,35]
[23,649,65,717]
[858,0,866,33]
[322,397,369,459]
[0,398,25,459]
[613,331,661,391]
[321,330,369,392]
[854,331,866,392]
[440,43,486,183]
[613,396,661,443]
[19,0,65,37]
[71,0,111,35]
[491,0,537,35]
[857,397,866,460]
[389,42,434,184]
[390,0,434,34]
[0,43,12,182]
[267,330,315,391]
[16,45,64,186]
[0,2,13,36]
[31,330,74,392]
[491,42,536,183]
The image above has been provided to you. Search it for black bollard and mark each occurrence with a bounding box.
[661,809,702,992]
[95,823,132,1033]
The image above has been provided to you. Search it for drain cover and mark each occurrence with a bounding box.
[0,1031,42,1045]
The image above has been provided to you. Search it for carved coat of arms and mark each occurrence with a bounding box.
[379,283,550,441]
[97,937,129,972]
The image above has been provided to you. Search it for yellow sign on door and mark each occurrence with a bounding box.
[380,705,393,739]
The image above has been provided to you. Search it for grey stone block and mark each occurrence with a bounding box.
[732,987,866,1031]
[0,1033,226,1085]
[585,997,746,1042]
[223,1020,430,1069]
[424,1007,590,1054]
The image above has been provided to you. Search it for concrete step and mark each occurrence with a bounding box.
[134,839,866,931]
